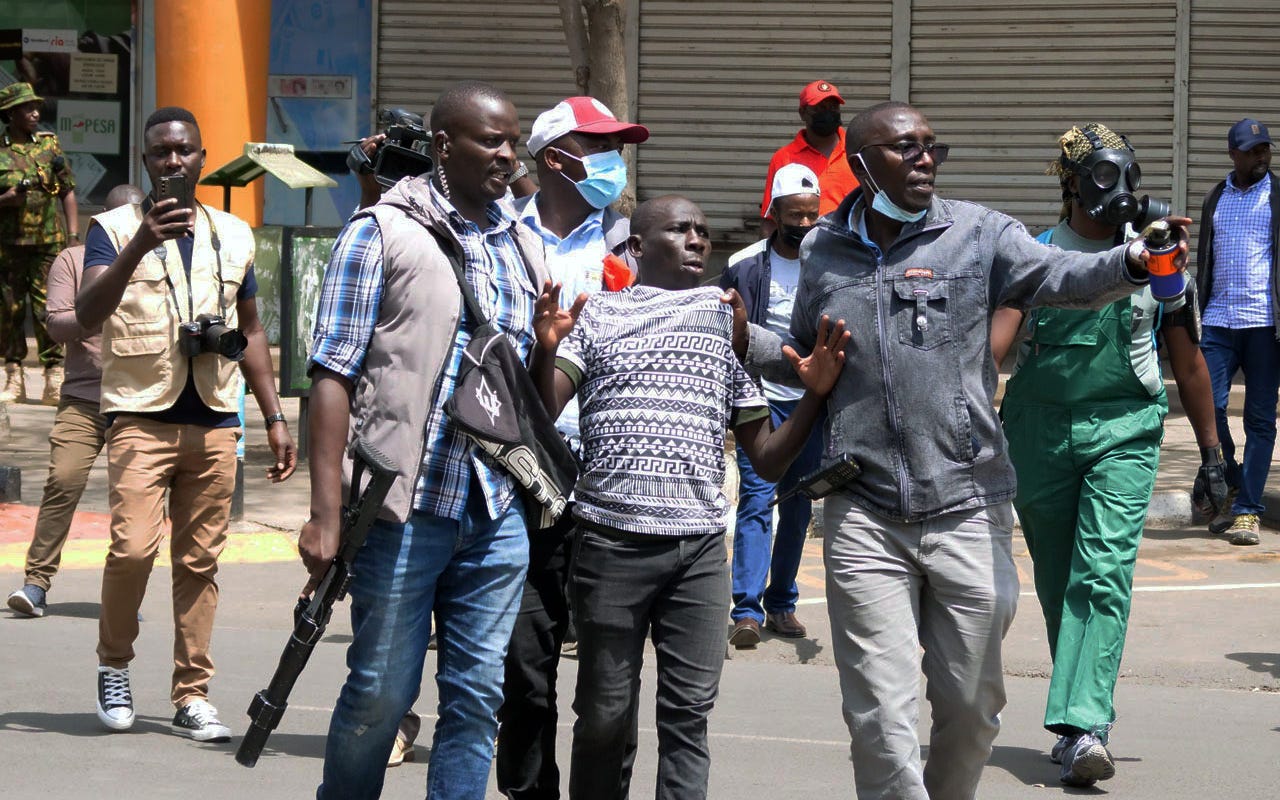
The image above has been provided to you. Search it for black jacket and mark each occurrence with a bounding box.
[718,234,781,326]
[1196,170,1280,337]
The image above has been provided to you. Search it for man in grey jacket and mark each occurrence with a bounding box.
[739,101,1188,799]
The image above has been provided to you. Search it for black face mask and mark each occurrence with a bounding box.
[808,109,842,137]
[779,223,815,249]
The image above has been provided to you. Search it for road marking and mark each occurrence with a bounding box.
[0,531,300,571]
[795,581,1280,605]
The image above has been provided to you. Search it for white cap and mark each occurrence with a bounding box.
[771,163,821,203]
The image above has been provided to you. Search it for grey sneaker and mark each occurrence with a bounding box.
[1049,734,1075,764]
[1227,513,1261,546]
[7,584,46,617]
[1060,732,1115,787]
[96,666,135,731]
[172,699,232,742]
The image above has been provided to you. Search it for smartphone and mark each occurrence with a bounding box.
[156,174,189,210]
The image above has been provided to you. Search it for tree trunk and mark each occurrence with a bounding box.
[557,0,591,95]
[581,0,633,213]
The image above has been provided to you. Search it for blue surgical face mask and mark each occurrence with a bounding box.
[554,148,627,209]
[856,153,927,223]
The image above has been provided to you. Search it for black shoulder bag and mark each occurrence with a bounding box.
[436,233,578,528]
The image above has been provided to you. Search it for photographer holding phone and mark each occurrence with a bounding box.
[75,106,297,742]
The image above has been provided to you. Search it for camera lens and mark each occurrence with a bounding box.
[201,321,247,361]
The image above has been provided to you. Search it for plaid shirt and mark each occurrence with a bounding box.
[1204,173,1274,328]
[310,184,537,520]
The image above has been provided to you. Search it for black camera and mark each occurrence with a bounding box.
[179,314,247,362]
[347,107,434,189]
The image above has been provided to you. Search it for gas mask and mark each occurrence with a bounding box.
[1069,147,1169,228]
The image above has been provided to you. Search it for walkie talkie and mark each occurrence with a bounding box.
[769,453,862,508]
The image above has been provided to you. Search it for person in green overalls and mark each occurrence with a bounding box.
[0,81,77,405]
[990,123,1229,788]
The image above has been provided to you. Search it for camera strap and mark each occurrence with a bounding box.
[149,200,227,324]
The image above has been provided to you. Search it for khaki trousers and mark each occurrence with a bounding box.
[23,397,108,590]
[97,415,239,707]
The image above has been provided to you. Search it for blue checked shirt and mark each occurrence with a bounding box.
[309,184,538,521]
[1204,173,1274,328]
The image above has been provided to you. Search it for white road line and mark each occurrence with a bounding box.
[795,581,1280,606]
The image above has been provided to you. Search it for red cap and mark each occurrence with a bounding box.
[799,80,844,108]
[528,96,650,157]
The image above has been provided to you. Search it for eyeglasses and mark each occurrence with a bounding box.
[859,141,950,166]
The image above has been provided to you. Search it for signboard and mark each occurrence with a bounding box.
[268,74,352,99]
[279,226,340,397]
[56,98,120,154]
[21,28,76,53]
[69,52,116,93]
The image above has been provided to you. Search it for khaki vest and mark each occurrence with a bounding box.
[341,177,549,522]
[93,202,254,415]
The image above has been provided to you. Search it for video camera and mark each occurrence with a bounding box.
[347,107,434,189]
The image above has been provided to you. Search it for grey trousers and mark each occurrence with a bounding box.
[823,496,1019,800]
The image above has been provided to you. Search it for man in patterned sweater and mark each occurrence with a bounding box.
[530,194,848,800]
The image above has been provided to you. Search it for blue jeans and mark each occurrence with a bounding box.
[317,493,529,800]
[1201,325,1280,515]
[730,398,824,623]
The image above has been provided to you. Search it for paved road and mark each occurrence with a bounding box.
[2,524,1276,799]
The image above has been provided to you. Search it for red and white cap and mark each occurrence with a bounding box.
[528,96,650,158]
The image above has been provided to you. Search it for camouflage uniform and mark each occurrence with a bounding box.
[0,127,74,366]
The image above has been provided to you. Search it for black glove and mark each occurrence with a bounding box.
[1192,444,1229,517]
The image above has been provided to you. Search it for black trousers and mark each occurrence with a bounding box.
[496,512,576,799]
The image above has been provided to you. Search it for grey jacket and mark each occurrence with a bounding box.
[341,176,548,522]
[747,191,1144,522]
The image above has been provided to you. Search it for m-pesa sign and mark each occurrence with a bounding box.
[56,100,121,155]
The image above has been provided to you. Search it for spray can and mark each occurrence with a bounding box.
[1144,220,1184,301]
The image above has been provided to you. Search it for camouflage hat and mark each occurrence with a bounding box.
[0,82,42,111]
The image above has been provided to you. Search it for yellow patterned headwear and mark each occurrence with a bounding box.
[1048,123,1132,219]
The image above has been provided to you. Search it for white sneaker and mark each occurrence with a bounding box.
[96,666,135,731]
[172,698,232,742]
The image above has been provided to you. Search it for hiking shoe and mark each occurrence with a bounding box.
[7,584,46,617]
[41,365,63,406]
[172,699,232,742]
[1049,734,1075,764]
[1059,732,1115,787]
[1227,513,1261,546]
[96,666,135,731]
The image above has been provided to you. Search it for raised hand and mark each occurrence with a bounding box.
[784,315,849,396]
[135,196,194,252]
[534,280,588,352]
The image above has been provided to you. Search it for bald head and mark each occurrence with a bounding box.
[429,81,510,137]
[628,195,711,291]
[845,101,916,154]
[105,183,145,210]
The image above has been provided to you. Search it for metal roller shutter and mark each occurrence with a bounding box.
[376,1,577,164]
[1186,2,1280,222]
[636,1,894,249]
[910,0,1178,235]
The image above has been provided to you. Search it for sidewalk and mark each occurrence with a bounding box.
[2,361,1278,562]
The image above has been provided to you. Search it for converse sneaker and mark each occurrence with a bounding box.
[1227,513,1261,546]
[1059,732,1115,787]
[7,584,46,617]
[96,666,135,731]
[172,699,232,742]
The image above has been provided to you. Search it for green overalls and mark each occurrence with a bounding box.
[1001,222,1174,738]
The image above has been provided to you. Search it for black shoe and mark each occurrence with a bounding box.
[171,699,232,742]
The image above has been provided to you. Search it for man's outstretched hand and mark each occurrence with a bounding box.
[534,280,588,353]
[784,315,849,396]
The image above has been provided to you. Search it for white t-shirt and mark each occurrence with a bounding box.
[762,250,806,402]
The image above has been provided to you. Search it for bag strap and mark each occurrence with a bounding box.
[429,227,491,330]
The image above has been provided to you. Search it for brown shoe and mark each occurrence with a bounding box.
[728,617,761,649]
[765,611,807,638]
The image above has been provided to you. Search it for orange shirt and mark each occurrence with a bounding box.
[760,128,860,218]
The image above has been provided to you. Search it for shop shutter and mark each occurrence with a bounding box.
[909,0,1178,236]
[635,0,894,249]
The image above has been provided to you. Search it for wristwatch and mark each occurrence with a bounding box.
[264,412,287,430]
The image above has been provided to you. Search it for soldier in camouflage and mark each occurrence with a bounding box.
[0,82,77,404]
